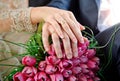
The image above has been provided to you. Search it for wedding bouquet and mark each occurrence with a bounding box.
[0,23,101,81]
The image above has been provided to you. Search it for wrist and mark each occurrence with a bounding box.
[30,7,43,24]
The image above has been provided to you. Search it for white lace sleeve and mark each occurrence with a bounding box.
[0,7,37,32]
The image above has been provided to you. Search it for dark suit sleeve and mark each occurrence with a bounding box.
[47,0,72,10]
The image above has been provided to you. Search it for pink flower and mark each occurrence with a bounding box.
[72,66,82,74]
[85,49,96,58]
[79,75,87,81]
[79,55,88,63]
[94,77,100,81]
[45,64,57,74]
[34,72,50,81]
[22,66,37,77]
[50,73,64,81]
[78,43,87,56]
[91,57,100,65]
[22,56,36,66]
[72,58,81,66]
[87,78,94,81]
[46,56,60,65]
[80,64,89,73]
[59,60,73,69]
[87,60,97,69]
[38,61,47,71]
[13,72,27,81]
[68,75,77,81]
[26,78,35,81]
[62,69,72,78]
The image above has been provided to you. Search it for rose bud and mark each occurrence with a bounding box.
[94,77,100,81]
[80,64,89,73]
[88,78,94,81]
[22,56,36,66]
[22,66,37,77]
[59,60,73,69]
[72,58,81,66]
[78,42,87,56]
[79,75,87,81]
[13,72,27,81]
[87,60,97,69]
[88,70,95,78]
[68,75,77,81]
[91,57,100,65]
[62,69,72,78]
[38,61,47,71]
[50,73,64,81]
[85,49,96,58]
[34,72,50,81]
[72,66,82,74]
[78,47,84,57]
[79,55,88,63]
[46,56,60,65]
[45,64,57,74]
[26,78,35,81]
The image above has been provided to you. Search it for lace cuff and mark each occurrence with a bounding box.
[0,7,37,32]
[10,7,37,32]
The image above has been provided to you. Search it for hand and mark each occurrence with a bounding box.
[30,7,85,59]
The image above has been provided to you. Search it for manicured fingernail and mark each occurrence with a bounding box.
[81,26,85,30]
[80,38,84,44]
[58,54,63,58]
[46,47,50,52]
[74,52,78,57]
[60,34,64,39]
[67,54,72,59]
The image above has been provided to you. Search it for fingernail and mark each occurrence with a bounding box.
[58,54,63,58]
[81,26,85,30]
[67,54,72,59]
[80,38,84,44]
[60,34,64,39]
[74,52,78,57]
[46,47,50,52]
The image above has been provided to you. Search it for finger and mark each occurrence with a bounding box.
[71,41,78,58]
[48,25,56,34]
[51,32,63,58]
[42,23,50,52]
[78,23,85,30]
[54,14,77,44]
[62,32,72,59]
[46,18,64,39]
[68,11,85,29]
[62,12,84,43]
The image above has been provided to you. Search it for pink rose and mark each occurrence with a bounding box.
[46,56,61,65]
[26,77,35,81]
[34,72,50,81]
[68,75,77,81]
[45,64,57,74]
[50,73,64,81]
[59,60,73,69]
[38,61,47,71]
[22,56,36,66]
[22,66,37,77]
[13,72,27,81]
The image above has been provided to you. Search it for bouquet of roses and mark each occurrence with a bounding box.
[0,23,100,81]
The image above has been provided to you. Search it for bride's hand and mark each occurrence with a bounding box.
[30,7,85,59]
